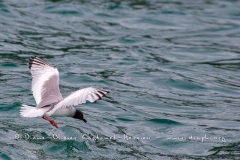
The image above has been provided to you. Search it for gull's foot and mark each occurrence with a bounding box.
[42,116,58,128]
[49,120,58,128]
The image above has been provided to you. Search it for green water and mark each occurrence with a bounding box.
[0,0,240,159]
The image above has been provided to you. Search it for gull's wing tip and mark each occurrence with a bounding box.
[29,56,37,69]
[30,56,37,59]
[29,56,51,69]
[29,56,38,62]
[29,56,44,62]
[100,88,110,93]
[94,88,110,102]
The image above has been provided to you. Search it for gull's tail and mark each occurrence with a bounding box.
[20,104,45,118]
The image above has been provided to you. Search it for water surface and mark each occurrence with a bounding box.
[0,0,240,159]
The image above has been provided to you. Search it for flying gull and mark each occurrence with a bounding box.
[20,56,109,128]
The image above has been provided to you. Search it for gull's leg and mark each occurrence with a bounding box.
[42,116,58,128]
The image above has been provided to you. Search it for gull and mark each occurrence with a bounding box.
[20,56,109,128]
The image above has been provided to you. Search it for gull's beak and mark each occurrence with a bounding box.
[83,119,87,123]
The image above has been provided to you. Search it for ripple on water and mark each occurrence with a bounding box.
[148,118,182,125]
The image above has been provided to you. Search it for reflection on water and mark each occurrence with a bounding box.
[0,0,240,159]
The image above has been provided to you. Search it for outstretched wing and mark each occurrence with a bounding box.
[29,56,63,108]
[47,87,109,116]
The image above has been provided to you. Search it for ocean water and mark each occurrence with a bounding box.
[0,0,240,159]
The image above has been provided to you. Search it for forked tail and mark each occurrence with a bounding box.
[20,104,45,118]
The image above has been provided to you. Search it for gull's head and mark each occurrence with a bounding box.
[73,109,87,123]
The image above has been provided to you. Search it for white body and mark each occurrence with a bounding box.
[20,105,76,118]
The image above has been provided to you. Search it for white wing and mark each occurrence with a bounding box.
[29,57,63,108]
[47,87,109,116]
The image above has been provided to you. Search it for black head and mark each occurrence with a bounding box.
[73,109,87,123]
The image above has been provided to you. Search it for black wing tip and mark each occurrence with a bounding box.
[29,56,38,62]
[30,56,37,59]
[100,89,110,94]
[94,93,102,100]
[28,56,50,69]
[95,88,110,101]
[105,90,110,93]
[29,56,36,68]
[29,56,43,62]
